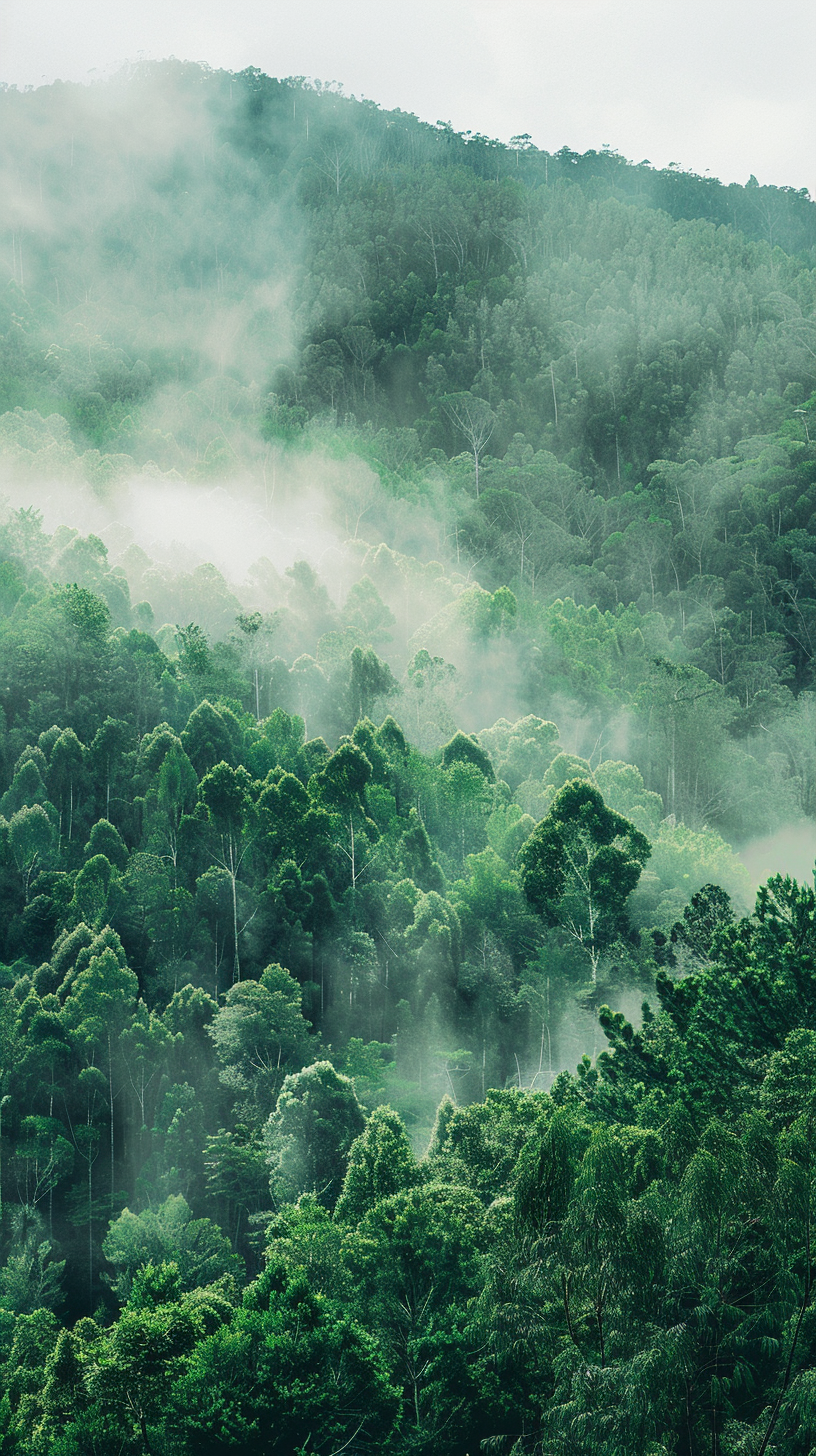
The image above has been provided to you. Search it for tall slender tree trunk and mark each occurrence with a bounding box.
[0,1097,5,1224]
[229,837,240,982]
[108,1032,115,1209]
[88,1143,93,1311]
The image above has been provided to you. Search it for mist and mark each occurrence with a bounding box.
[0,62,815,1386]
[4,17,816,1449]
[740,823,816,890]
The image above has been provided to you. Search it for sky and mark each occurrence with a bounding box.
[2,0,814,194]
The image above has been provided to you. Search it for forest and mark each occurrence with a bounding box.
[0,58,814,1453]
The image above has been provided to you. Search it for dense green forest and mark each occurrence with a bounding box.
[0,59,814,1454]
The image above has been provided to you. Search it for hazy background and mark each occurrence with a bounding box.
[3,0,814,193]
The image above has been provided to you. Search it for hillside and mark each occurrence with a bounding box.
[0,61,814,1455]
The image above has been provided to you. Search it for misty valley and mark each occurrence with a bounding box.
[0,59,815,1455]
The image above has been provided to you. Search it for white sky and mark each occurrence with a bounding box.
[3,0,814,193]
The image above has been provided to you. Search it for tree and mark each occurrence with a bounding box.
[235,610,264,720]
[347,645,398,724]
[62,944,138,1225]
[153,742,198,879]
[344,576,396,646]
[47,729,86,844]
[353,1182,488,1451]
[1,1307,62,1443]
[119,999,172,1178]
[64,1061,107,1312]
[0,1206,65,1315]
[441,731,495,782]
[250,707,305,779]
[335,1105,419,1223]
[264,1061,366,1209]
[478,714,560,789]
[0,760,51,818]
[170,1263,399,1455]
[401,650,460,751]
[83,819,128,873]
[312,741,373,819]
[519,780,651,983]
[397,809,445,893]
[208,964,314,1127]
[198,762,255,983]
[36,585,111,712]
[89,718,135,823]
[180,701,234,778]
[289,655,327,739]
[261,1195,349,1299]
[67,854,117,930]
[670,882,735,968]
[440,759,493,868]
[203,1129,269,1252]
[634,659,730,824]
[12,1114,74,1224]
[7,806,55,903]
[122,851,199,983]
[36,1323,93,1445]
[102,1195,240,1302]
[194,866,234,1000]
[760,1029,816,1130]
[441,392,496,496]
[90,1263,204,1454]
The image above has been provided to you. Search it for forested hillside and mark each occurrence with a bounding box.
[0,60,814,1455]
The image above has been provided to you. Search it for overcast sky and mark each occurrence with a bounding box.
[3,0,814,193]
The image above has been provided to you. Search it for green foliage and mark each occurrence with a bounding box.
[171,1265,400,1454]
[0,60,813,1454]
[0,1209,65,1316]
[519,779,651,979]
[478,715,560,789]
[335,1105,419,1223]
[209,964,315,1125]
[264,1061,366,1209]
[441,731,495,782]
[102,1196,241,1302]
[83,819,127,873]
